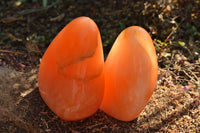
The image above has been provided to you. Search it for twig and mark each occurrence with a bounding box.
[162,65,200,88]
[182,69,197,84]
[158,18,184,60]
[158,29,175,60]
[186,68,199,82]
[0,108,38,132]
[185,63,200,67]
[182,68,200,88]
[0,49,26,55]
[15,0,61,17]
[176,78,193,83]
[41,118,49,129]
[153,40,161,49]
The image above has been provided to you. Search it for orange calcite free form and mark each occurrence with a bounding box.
[38,17,104,121]
[100,26,158,121]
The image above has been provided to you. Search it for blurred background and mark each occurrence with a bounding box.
[1,0,199,56]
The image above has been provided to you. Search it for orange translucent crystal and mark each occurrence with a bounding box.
[38,17,104,121]
[100,26,158,121]
[39,16,158,122]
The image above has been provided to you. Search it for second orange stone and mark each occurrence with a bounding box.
[100,26,158,121]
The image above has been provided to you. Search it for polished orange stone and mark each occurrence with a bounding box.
[38,17,104,121]
[100,26,158,121]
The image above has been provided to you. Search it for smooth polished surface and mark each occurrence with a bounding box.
[100,26,158,121]
[38,17,104,121]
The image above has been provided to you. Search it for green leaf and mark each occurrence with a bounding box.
[156,39,162,44]
[178,41,185,46]
[119,22,126,30]
[161,52,171,57]
[42,0,48,7]
[156,39,167,46]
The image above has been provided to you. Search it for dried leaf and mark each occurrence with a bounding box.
[177,85,184,89]
[178,41,185,46]
[166,5,171,11]
[168,130,176,133]
[45,129,51,132]
[187,81,196,90]
[28,74,37,82]
[71,130,80,133]
[17,63,26,68]
[25,40,40,54]
[1,16,23,24]
[50,13,65,22]
[15,1,22,7]
[183,61,190,65]
[149,26,157,35]
[161,52,171,57]
[20,88,34,97]
[189,91,199,97]
[158,13,164,22]
[8,33,22,42]
[13,83,20,89]
[175,54,181,62]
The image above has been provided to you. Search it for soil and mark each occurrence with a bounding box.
[0,0,200,132]
[0,67,199,132]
